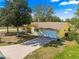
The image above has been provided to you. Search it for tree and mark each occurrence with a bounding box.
[7,0,32,33]
[51,16,61,22]
[0,0,32,33]
[70,18,79,29]
[72,5,79,43]
[33,4,54,22]
[65,18,71,22]
[67,5,79,29]
[74,6,79,28]
[45,5,54,22]
[66,7,79,42]
[66,17,79,42]
[0,3,15,33]
[13,0,32,32]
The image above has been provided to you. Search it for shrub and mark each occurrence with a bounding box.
[67,30,79,44]
[68,31,78,41]
[75,35,79,44]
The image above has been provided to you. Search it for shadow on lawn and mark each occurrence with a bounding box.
[3,32,26,37]
[43,39,65,48]
[5,32,17,36]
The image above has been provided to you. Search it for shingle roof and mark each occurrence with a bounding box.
[32,22,69,30]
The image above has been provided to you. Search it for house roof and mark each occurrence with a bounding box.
[31,22,69,30]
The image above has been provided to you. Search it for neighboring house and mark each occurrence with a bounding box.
[32,22,70,38]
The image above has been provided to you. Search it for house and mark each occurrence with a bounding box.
[31,22,70,38]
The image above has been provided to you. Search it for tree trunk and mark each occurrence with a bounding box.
[37,18,39,22]
[16,25,20,36]
[7,26,9,33]
[17,25,19,33]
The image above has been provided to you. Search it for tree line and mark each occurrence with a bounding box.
[32,4,62,22]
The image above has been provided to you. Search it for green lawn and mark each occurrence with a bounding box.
[54,42,79,59]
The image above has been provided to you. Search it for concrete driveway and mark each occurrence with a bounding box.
[0,37,52,59]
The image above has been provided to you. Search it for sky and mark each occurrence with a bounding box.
[0,0,79,20]
[0,0,6,8]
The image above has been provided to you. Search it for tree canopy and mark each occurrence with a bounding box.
[0,0,32,33]
[33,4,54,22]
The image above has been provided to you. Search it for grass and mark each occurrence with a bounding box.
[0,26,23,33]
[0,27,16,29]
[0,27,22,30]
[0,26,38,44]
[1,36,19,43]
[54,41,79,59]
[0,43,14,46]
[24,47,61,59]
[0,27,38,46]
[0,36,19,46]
[24,40,79,59]
[0,35,38,46]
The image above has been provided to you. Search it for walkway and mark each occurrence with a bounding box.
[0,37,52,59]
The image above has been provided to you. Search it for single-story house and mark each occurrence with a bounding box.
[31,22,70,38]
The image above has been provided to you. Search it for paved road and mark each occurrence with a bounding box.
[0,37,52,59]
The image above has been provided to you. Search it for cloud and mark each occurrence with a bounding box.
[51,0,59,2]
[59,0,79,6]
[69,1,79,4]
[66,8,72,11]
[64,8,72,14]
[59,2,68,5]
[64,11,69,14]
